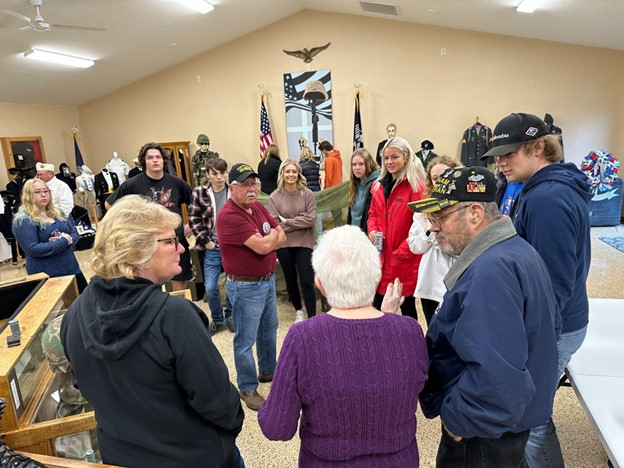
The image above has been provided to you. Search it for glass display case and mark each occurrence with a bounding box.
[0,274,99,459]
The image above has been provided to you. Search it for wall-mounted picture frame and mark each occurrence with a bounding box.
[283,69,333,159]
[1,136,47,180]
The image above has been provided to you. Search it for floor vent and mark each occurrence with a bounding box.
[359,1,399,16]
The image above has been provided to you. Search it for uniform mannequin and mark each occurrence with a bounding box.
[376,123,397,166]
[107,152,131,183]
[415,140,438,169]
[75,166,95,192]
[75,166,98,222]
[73,190,97,225]
[191,134,219,187]
[56,163,77,192]
[128,158,142,178]
[95,167,120,215]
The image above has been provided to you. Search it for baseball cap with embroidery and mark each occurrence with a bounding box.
[228,163,259,184]
[481,112,548,159]
[408,166,496,213]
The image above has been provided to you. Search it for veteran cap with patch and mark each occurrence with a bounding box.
[228,162,259,184]
[36,162,55,172]
[408,166,496,213]
[481,112,548,159]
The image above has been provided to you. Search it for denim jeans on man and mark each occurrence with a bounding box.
[226,275,278,391]
[523,325,588,468]
[437,426,530,468]
[204,246,232,323]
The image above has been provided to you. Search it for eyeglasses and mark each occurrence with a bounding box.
[34,189,50,196]
[232,180,261,190]
[428,205,471,229]
[157,237,179,249]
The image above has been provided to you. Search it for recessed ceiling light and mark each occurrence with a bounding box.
[23,48,95,68]
[175,0,214,14]
[516,0,537,13]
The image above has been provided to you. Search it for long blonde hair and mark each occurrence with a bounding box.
[276,159,307,193]
[300,146,315,162]
[18,178,64,223]
[378,137,426,192]
[262,144,280,165]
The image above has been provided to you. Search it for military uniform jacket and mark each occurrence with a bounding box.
[191,150,219,187]
[461,124,492,167]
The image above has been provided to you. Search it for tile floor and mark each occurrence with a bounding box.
[1,223,622,467]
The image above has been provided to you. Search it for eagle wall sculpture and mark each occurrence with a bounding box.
[283,42,331,63]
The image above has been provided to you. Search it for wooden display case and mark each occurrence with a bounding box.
[0,274,99,458]
[159,140,192,186]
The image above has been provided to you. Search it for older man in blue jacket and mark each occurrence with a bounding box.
[410,166,560,468]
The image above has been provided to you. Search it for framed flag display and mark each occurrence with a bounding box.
[283,69,333,160]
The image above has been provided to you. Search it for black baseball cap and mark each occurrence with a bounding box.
[228,163,259,184]
[481,112,548,159]
[408,166,496,213]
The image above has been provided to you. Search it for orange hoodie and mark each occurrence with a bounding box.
[324,150,343,188]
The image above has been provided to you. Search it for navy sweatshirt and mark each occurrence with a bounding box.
[513,162,592,334]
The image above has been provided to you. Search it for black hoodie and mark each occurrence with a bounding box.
[61,276,244,467]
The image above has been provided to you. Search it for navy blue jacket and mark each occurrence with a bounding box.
[419,219,560,438]
[300,160,321,192]
[513,163,592,334]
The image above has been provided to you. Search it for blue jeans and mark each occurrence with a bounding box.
[204,246,232,323]
[523,325,588,468]
[233,446,245,468]
[226,275,278,391]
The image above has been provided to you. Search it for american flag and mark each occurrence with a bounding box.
[260,97,273,158]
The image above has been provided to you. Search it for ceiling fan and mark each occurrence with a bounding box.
[1,0,105,32]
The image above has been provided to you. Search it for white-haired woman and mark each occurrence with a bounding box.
[269,159,317,322]
[258,225,428,466]
[368,136,426,319]
[61,195,244,467]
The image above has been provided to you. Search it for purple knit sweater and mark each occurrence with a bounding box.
[258,313,428,467]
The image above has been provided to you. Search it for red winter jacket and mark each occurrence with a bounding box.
[367,175,424,296]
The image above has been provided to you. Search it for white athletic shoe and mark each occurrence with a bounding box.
[295,310,306,322]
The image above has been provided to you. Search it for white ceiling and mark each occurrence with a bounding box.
[1,0,622,107]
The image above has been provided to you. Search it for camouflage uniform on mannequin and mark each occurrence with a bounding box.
[191,134,219,187]
[41,316,95,461]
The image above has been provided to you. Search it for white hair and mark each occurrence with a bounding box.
[312,225,381,309]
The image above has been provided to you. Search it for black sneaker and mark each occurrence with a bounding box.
[209,321,227,336]
[226,317,235,333]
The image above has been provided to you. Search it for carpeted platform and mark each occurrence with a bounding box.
[599,237,624,253]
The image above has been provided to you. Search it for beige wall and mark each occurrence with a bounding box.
[3,10,624,188]
[0,102,81,187]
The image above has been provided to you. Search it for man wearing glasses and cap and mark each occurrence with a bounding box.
[410,166,560,468]
[218,163,286,412]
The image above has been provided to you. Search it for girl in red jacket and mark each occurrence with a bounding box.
[367,137,426,319]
